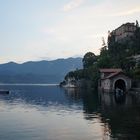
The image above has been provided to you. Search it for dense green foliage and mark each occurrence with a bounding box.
[107,24,140,77]
[82,52,97,68]
[64,22,140,88]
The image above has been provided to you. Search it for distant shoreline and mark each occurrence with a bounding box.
[0,83,59,86]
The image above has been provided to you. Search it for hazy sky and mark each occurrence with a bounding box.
[0,0,140,63]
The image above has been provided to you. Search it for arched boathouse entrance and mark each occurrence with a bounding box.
[114,79,126,92]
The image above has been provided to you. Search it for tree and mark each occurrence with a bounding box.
[97,46,112,68]
[82,52,97,69]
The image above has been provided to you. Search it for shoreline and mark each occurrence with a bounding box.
[0,83,59,86]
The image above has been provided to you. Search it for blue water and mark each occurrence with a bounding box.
[0,84,140,140]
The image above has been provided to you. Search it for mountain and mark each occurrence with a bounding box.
[0,57,82,83]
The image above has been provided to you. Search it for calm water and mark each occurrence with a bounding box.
[0,85,140,140]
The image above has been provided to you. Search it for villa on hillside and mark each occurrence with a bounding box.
[108,22,137,43]
[98,69,131,93]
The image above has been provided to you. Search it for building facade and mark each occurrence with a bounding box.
[108,22,136,43]
[99,69,131,93]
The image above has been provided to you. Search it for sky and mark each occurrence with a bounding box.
[0,0,140,63]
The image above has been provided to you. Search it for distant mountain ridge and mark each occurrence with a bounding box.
[0,57,82,83]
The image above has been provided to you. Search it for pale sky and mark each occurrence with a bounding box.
[0,0,140,63]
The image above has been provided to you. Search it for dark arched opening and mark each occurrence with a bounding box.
[114,79,126,103]
[115,79,126,92]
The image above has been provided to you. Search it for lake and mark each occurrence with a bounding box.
[0,84,140,140]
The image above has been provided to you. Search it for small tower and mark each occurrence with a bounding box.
[136,20,139,28]
[102,37,106,47]
[101,37,107,51]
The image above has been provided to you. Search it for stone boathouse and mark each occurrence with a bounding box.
[99,69,131,93]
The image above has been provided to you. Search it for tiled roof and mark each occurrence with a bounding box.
[105,72,120,79]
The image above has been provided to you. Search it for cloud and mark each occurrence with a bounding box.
[109,7,140,17]
[63,0,84,12]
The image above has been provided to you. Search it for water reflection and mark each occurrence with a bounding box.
[99,91,140,139]
[0,85,140,140]
[64,88,110,139]
[0,85,105,140]
[64,88,100,118]
[64,88,140,139]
